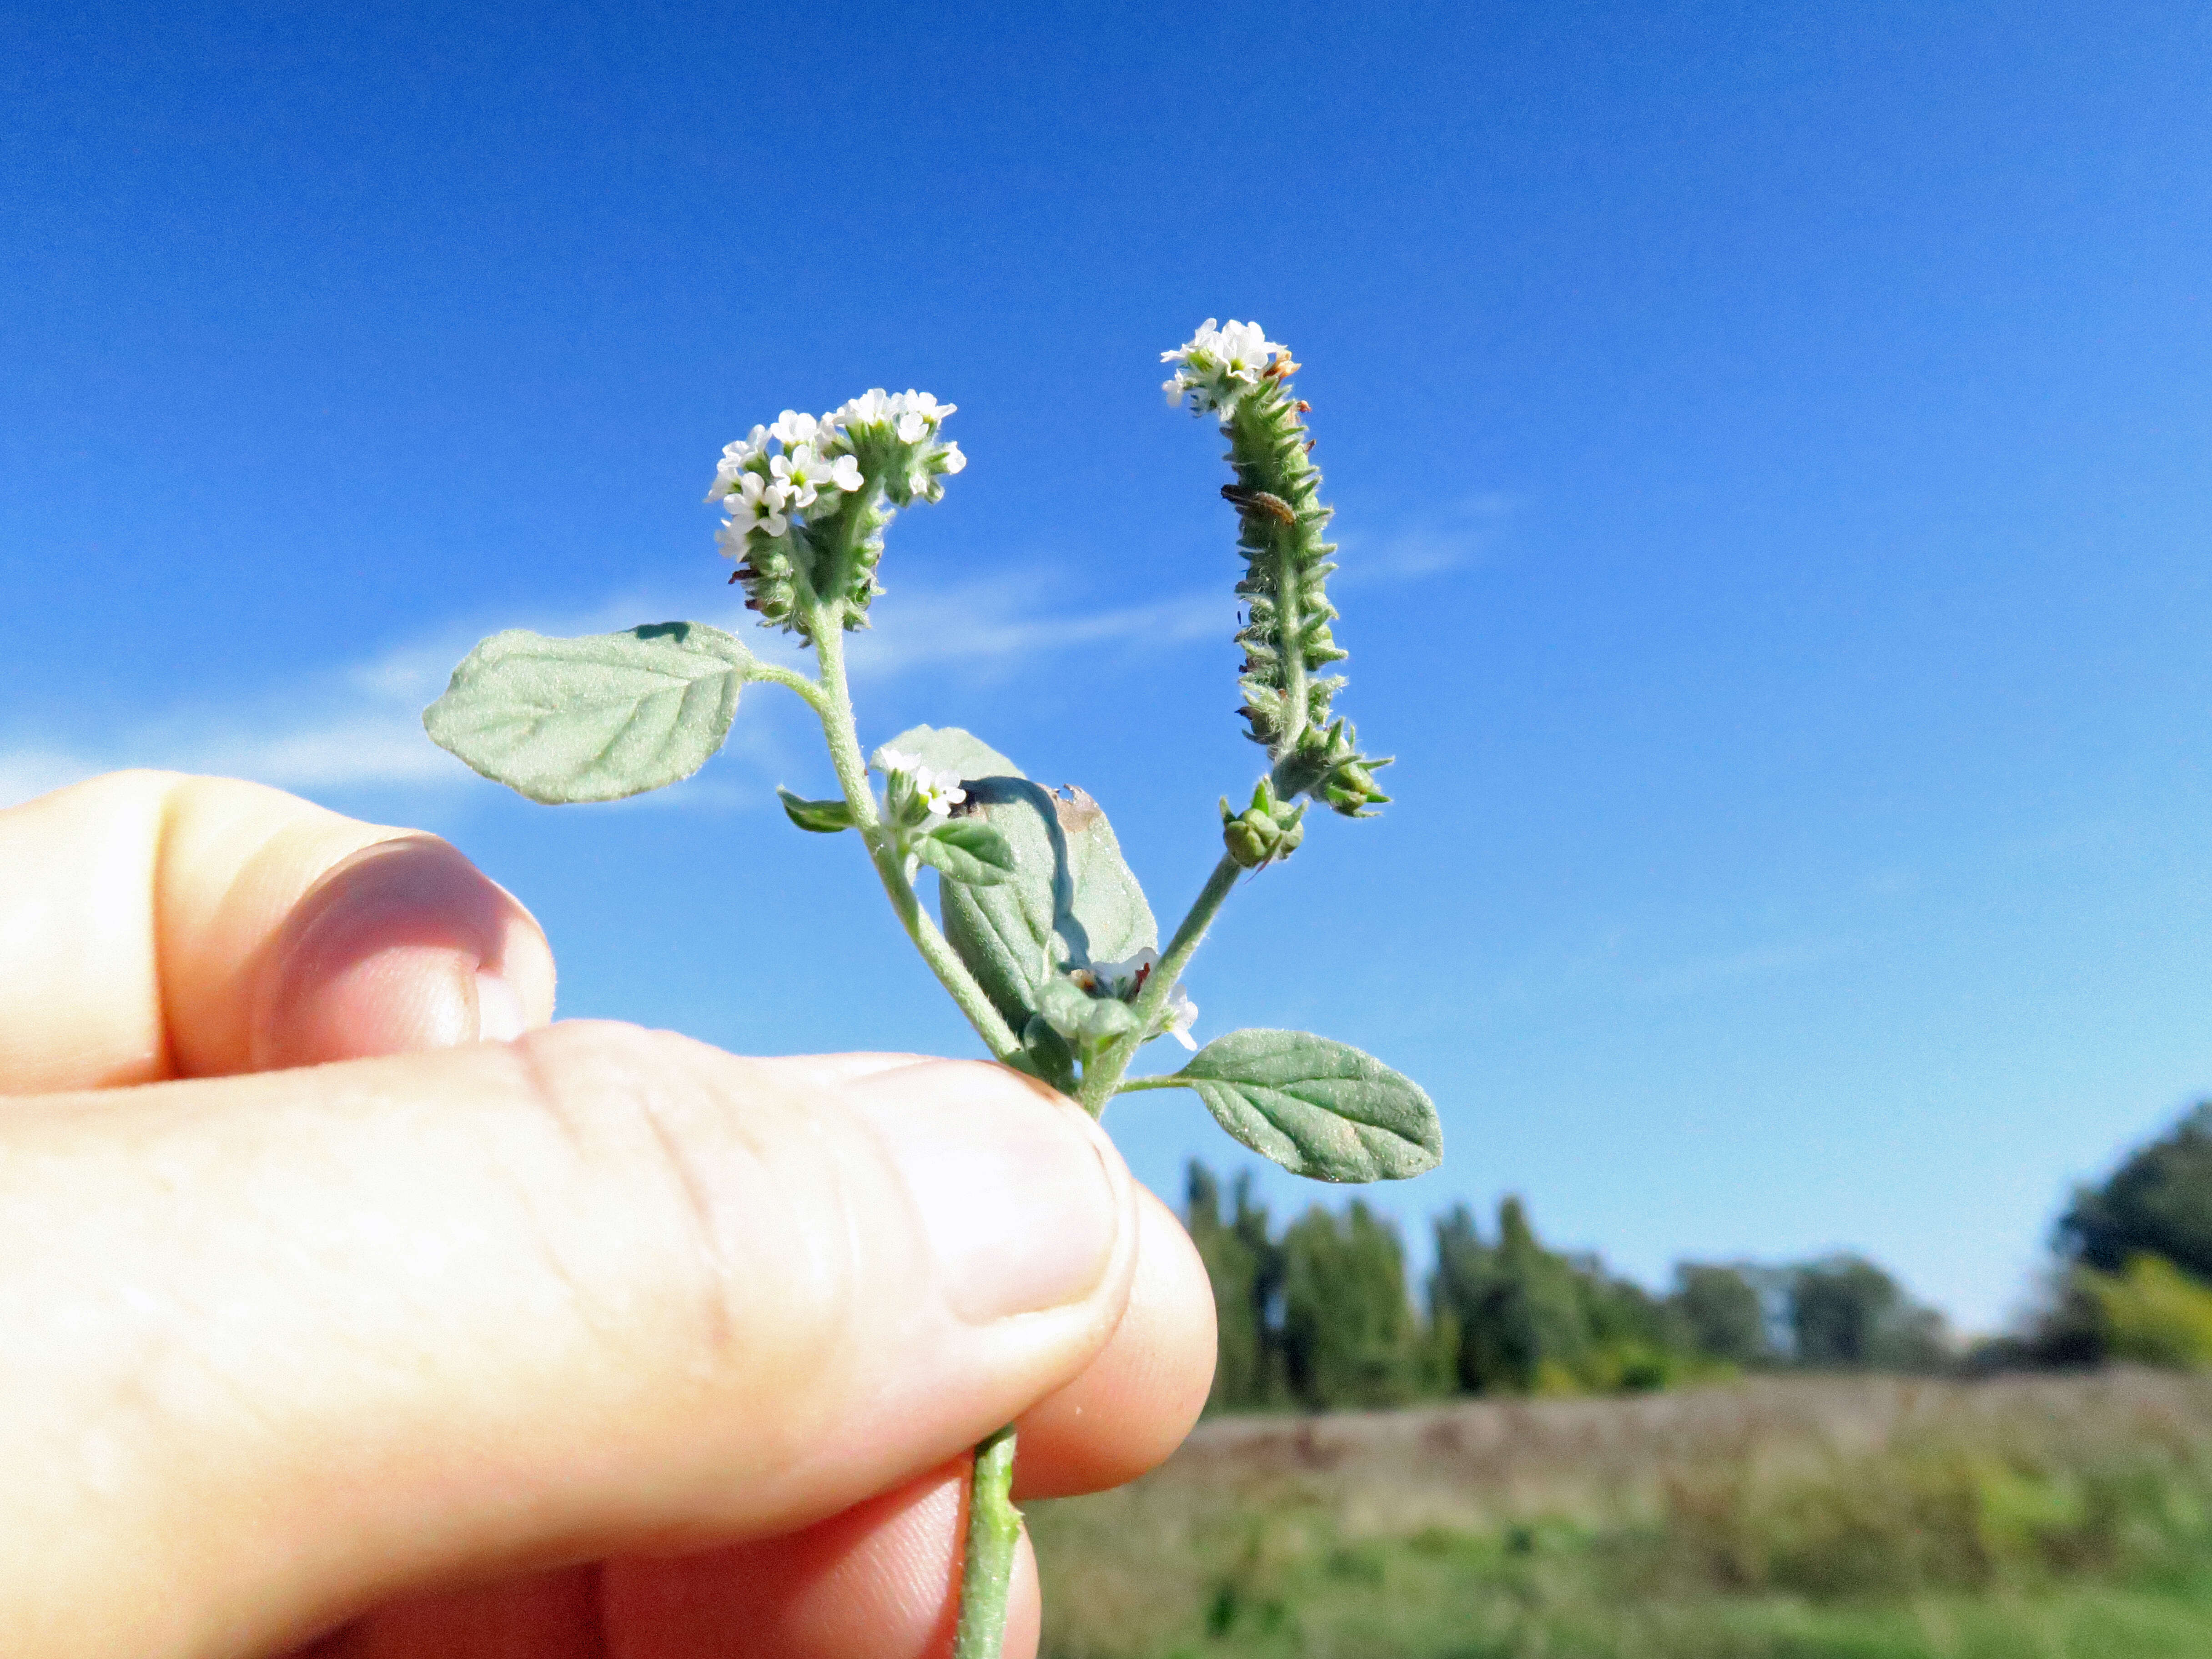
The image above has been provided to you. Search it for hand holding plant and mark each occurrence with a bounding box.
[425,320,1443,1655]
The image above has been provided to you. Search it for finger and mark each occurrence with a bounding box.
[0,771,555,1094]
[598,1463,1041,1659]
[0,1028,1134,1659]
[1012,1182,1216,1499]
[322,1181,1208,1658]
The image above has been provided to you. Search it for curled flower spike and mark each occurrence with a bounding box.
[709,387,959,640]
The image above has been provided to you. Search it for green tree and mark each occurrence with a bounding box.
[1791,1256,1947,1370]
[1428,1197,1600,1394]
[1185,1162,1283,1412]
[1280,1200,1421,1408]
[2058,1101,2212,1282]
[1672,1263,1772,1365]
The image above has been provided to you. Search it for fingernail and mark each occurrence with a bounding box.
[475,970,526,1042]
[851,1066,1122,1324]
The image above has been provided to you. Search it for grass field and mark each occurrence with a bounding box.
[1028,1369,2212,1658]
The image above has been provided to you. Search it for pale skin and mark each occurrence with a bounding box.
[0,772,1217,1659]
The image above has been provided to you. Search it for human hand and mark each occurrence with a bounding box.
[0,773,1215,1659]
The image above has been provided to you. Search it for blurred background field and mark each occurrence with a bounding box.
[1032,1369,2212,1659]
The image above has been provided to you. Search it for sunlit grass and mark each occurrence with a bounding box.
[1031,1370,2212,1659]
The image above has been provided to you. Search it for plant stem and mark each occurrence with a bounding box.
[741,659,829,711]
[805,604,1022,1061]
[952,1423,1022,1659]
[1076,851,1242,1112]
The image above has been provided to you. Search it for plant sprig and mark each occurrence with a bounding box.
[422,324,1441,1659]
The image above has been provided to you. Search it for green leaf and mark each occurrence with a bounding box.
[939,776,1157,1032]
[1037,973,1140,1044]
[424,622,751,804]
[777,788,855,833]
[912,819,1016,885]
[871,724,1024,782]
[1168,1029,1441,1183]
[1009,1015,1079,1094]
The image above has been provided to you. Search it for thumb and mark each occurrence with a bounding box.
[0,1024,1136,1659]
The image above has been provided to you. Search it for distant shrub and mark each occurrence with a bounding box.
[2078,1253,2212,1369]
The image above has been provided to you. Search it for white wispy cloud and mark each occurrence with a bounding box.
[0,573,1237,810]
[0,492,1496,812]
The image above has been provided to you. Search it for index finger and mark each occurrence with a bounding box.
[0,771,556,1093]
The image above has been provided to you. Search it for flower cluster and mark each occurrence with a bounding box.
[1070,948,1199,1051]
[708,391,965,638]
[1162,318,1294,421]
[875,746,968,826]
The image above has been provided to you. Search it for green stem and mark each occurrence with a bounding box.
[1273,534,1310,743]
[951,1423,1022,1659]
[1075,852,1242,1112]
[741,660,829,711]
[806,604,1022,1061]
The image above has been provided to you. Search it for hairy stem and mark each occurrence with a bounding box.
[740,659,830,710]
[806,606,1022,1061]
[951,1423,1022,1659]
[1076,852,1242,1111]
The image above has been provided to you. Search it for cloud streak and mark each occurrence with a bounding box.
[0,574,1238,809]
[0,493,1501,810]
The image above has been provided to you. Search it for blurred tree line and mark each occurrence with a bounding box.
[2026,1101,2212,1370]
[1183,1162,1950,1415]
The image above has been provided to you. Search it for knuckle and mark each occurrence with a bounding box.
[505,1022,856,1392]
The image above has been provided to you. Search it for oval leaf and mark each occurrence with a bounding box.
[939,777,1156,1032]
[912,819,1016,885]
[1171,1029,1441,1183]
[425,623,751,803]
[778,788,855,833]
[871,724,1023,783]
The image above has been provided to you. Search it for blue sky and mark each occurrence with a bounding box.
[6,1,2210,1332]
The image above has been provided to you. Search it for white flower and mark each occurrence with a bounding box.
[875,748,966,817]
[705,424,771,501]
[915,769,965,817]
[1211,319,1280,382]
[1161,318,1288,417]
[770,443,837,510]
[1163,982,1199,1050]
[839,388,894,429]
[935,441,966,475]
[890,389,955,442]
[827,452,864,492]
[770,409,823,449]
[726,473,789,539]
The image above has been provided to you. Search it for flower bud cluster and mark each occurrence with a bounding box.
[1053,947,1200,1052]
[1275,716,1392,819]
[708,391,965,639]
[1163,317,1394,820]
[1220,778,1307,868]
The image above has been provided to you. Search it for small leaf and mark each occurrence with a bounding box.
[871,724,1024,782]
[777,788,855,833]
[424,623,751,804]
[912,819,1016,885]
[1010,1014,1079,1094]
[1169,1029,1441,1183]
[940,776,1157,1032]
[1037,974,1140,1044]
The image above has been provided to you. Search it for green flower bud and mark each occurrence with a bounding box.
[1220,780,1308,868]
